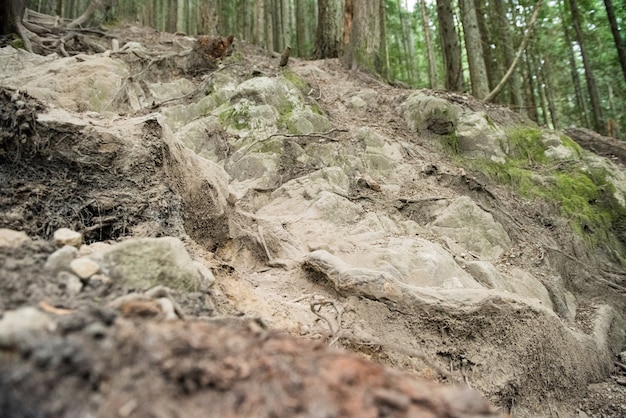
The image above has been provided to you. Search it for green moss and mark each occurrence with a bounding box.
[465,128,626,252]
[507,127,547,165]
[560,134,582,154]
[281,68,310,95]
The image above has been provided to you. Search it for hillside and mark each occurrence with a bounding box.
[1,25,625,417]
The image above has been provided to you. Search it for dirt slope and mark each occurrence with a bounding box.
[0,24,625,417]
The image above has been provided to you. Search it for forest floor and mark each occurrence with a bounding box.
[1,23,625,417]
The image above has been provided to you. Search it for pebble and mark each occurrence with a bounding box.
[53,228,83,248]
[61,271,83,296]
[194,261,215,287]
[0,307,56,347]
[0,228,31,249]
[44,245,78,275]
[70,257,100,279]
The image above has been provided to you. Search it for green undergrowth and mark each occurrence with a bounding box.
[462,127,626,252]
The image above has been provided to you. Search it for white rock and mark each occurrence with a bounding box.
[0,229,31,249]
[0,307,56,347]
[70,257,101,279]
[44,245,78,275]
[53,228,82,248]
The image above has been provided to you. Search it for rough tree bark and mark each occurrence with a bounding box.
[419,0,439,89]
[459,0,489,99]
[436,0,463,92]
[315,0,344,58]
[603,0,626,84]
[342,0,386,78]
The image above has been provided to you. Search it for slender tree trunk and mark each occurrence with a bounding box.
[419,0,439,89]
[542,61,560,129]
[569,0,603,133]
[295,0,305,56]
[315,0,344,58]
[436,0,463,92]
[254,0,264,47]
[397,0,415,82]
[558,0,588,126]
[603,0,626,84]
[523,50,539,123]
[459,0,489,98]
[342,0,386,77]
[475,0,499,94]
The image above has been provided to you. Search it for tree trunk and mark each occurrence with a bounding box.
[558,0,588,127]
[419,0,439,89]
[0,0,25,35]
[569,0,603,133]
[523,50,539,123]
[315,0,344,58]
[295,0,305,56]
[436,0,463,92]
[603,0,626,84]
[341,0,386,77]
[542,61,560,129]
[459,0,489,99]
[475,0,499,95]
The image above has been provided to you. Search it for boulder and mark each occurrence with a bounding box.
[428,196,512,260]
[401,93,460,135]
[93,237,204,292]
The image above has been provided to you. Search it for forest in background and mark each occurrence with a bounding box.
[16,0,626,139]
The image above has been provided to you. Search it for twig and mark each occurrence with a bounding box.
[615,361,626,372]
[232,128,348,163]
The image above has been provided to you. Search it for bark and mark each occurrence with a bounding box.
[436,0,463,92]
[459,0,489,99]
[315,0,344,58]
[569,0,603,133]
[295,0,305,56]
[559,0,589,127]
[523,50,539,123]
[475,0,499,94]
[0,0,25,35]
[341,0,386,78]
[67,0,111,29]
[419,0,439,89]
[603,0,626,84]
[542,61,560,129]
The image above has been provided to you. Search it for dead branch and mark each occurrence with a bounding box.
[485,0,544,103]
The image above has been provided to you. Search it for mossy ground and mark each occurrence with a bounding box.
[455,127,626,252]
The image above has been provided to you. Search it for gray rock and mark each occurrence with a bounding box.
[456,112,507,160]
[0,229,31,249]
[60,271,83,296]
[428,196,511,260]
[0,307,56,347]
[70,257,101,279]
[95,237,203,292]
[44,245,78,276]
[53,228,82,248]
[401,93,460,135]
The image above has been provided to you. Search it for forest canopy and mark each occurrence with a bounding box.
[5,0,626,139]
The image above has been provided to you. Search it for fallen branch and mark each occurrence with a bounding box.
[232,128,348,163]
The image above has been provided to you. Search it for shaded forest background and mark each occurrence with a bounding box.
[12,0,626,138]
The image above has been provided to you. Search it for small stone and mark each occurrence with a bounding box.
[194,261,215,287]
[53,228,82,248]
[61,272,83,296]
[0,307,56,347]
[70,257,101,279]
[349,96,367,109]
[0,229,31,249]
[44,245,78,276]
[89,274,112,286]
